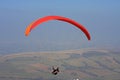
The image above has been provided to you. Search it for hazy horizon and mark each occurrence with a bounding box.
[0,0,120,54]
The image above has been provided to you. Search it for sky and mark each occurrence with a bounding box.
[0,0,120,54]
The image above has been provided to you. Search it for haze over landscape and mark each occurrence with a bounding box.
[0,0,120,54]
[0,0,120,80]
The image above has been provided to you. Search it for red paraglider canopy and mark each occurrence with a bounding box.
[25,15,91,40]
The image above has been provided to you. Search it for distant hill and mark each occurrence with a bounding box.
[0,48,120,80]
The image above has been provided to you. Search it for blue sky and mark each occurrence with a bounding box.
[0,0,120,53]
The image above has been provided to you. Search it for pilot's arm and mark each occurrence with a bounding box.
[52,66,55,71]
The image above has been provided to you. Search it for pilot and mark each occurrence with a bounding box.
[52,66,59,75]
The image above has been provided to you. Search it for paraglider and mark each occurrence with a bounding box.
[52,66,59,75]
[25,15,91,40]
[25,15,91,75]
